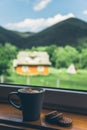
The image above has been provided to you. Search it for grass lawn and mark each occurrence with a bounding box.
[6,67,87,91]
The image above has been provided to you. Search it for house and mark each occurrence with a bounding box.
[13,51,51,75]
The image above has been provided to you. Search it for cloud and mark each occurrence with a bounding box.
[83,10,87,15]
[33,0,52,11]
[5,13,75,32]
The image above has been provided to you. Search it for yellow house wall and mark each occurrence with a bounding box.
[15,65,49,75]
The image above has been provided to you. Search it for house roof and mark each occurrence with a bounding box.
[13,51,51,67]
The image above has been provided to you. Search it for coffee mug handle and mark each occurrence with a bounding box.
[8,92,22,110]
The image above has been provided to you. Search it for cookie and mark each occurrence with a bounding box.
[45,111,63,124]
[45,111,72,127]
[48,113,63,124]
[57,117,72,127]
[45,111,58,120]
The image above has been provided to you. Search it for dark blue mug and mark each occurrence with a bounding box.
[8,87,45,121]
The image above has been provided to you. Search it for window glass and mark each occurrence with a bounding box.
[0,0,87,91]
[22,66,29,72]
[37,66,44,72]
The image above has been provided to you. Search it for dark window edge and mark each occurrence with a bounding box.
[0,84,87,115]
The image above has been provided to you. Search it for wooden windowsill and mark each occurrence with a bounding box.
[0,103,87,130]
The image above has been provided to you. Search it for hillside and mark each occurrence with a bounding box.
[0,26,34,48]
[0,18,87,49]
[13,31,35,38]
[25,18,87,48]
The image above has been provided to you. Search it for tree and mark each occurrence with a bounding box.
[0,45,9,82]
[0,43,18,82]
[53,47,68,68]
[34,46,47,52]
[4,42,18,59]
[64,45,79,66]
[45,45,57,66]
[52,46,79,68]
[80,48,87,68]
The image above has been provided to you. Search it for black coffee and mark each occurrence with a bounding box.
[19,88,42,94]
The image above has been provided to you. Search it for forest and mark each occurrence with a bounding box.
[0,43,87,90]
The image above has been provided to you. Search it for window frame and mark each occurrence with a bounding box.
[0,83,87,114]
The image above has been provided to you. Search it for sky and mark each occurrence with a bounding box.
[0,0,87,32]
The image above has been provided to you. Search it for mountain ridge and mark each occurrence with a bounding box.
[0,17,87,48]
[25,17,87,48]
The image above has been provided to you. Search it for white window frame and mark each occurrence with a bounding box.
[0,84,87,114]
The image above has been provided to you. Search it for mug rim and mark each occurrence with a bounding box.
[18,87,45,94]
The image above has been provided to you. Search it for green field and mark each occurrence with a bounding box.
[5,67,87,91]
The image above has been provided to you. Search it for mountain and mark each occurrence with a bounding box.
[25,17,87,48]
[0,26,25,48]
[13,31,35,38]
[0,26,34,48]
[0,18,87,48]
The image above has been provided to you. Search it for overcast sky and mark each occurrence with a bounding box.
[0,0,87,32]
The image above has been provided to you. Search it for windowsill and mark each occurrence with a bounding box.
[0,103,87,130]
[0,84,87,129]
